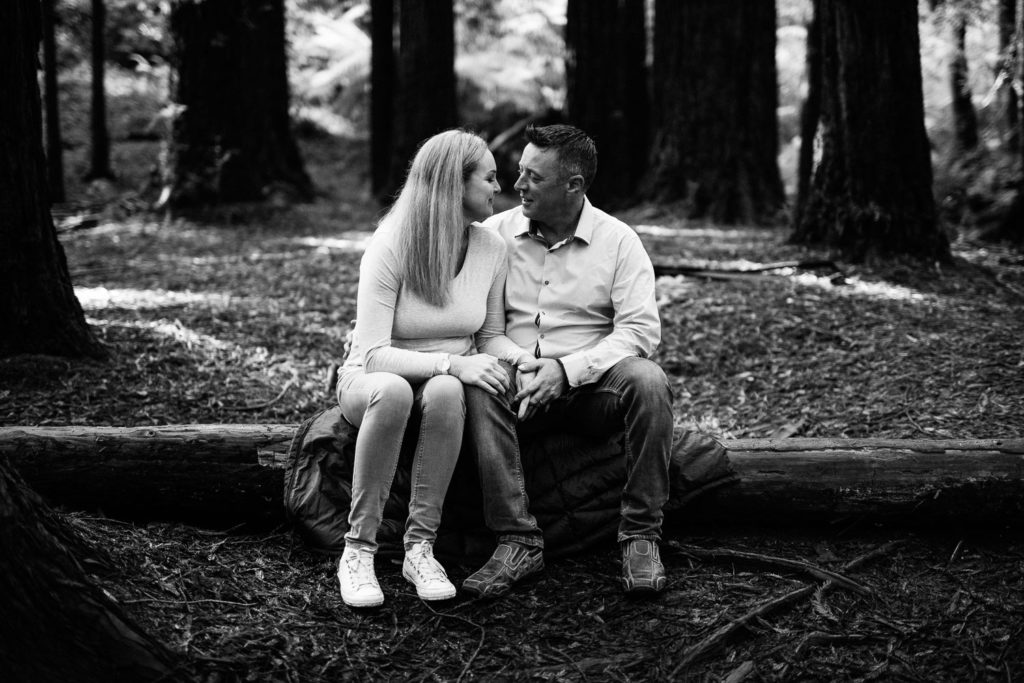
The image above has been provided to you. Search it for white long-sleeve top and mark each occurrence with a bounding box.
[341,223,528,383]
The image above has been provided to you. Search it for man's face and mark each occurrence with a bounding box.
[513,143,571,224]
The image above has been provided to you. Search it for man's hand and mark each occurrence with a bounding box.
[514,358,568,419]
[514,367,537,421]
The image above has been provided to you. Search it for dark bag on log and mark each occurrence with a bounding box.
[283,405,736,560]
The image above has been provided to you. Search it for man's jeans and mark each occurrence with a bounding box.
[465,356,674,546]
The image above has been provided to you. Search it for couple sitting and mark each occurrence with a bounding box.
[335,124,673,608]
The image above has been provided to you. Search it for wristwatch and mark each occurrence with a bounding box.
[436,353,451,376]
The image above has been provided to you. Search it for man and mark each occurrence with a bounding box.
[462,124,674,598]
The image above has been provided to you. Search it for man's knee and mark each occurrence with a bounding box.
[615,357,672,402]
[464,381,515,418]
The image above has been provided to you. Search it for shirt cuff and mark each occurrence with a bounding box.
[558,352,590,388]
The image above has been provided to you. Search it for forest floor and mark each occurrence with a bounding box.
[3,123,1024,680]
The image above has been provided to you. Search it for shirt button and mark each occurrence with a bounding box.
[544,280,550,285]
[540,334,545,339]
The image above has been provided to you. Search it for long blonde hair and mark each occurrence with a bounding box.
[379,129,487,307]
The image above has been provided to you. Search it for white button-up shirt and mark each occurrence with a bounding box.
[484,198,661,387]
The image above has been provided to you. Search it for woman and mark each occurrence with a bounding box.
[335,129,529,607]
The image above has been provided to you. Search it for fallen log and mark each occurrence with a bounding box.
[1,426,1022,529]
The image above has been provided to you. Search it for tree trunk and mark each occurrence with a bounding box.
[3,425,1023,528]
[643,0,784,225]
[790,0,950,262]
[164,0,313,207]
[370,0,396,201]
[0,456,183,681]
[565,0,648,209]
[793,11,821,231]
[998,0,1018,151]
[949,9,979,152]
[0,0,105,359]
[41,0,65,203]
[85,0,114,181]
[990,0,1024,244]
[384,0,457,201]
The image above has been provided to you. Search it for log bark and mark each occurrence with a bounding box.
[2,426,1022,529]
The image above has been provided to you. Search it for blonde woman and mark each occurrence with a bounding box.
[335,130,531,607]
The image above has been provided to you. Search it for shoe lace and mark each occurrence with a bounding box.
[343,549,378,590]
[408,542,448,584]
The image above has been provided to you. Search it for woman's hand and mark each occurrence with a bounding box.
[449,354,510,395]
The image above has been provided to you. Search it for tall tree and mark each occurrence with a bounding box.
[0,0,105,359]
[643,0,784,225]
[938,1,980,151]
[998,0,1018,151]
[85,0,115,181]
[989,0,1024,244]
[383,0,457,201]
[793,11,821,231]
[370,0,396,200]
[791,0,951,261]
[565,0,648,209]
[41,0,65,202]
[0,457,184,681]
[163,0,313,206]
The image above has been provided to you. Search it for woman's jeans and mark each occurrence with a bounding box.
[337,371,465,552]
[464,357,674,547]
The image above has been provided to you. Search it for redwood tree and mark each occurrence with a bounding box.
[85,0,115,181]
[793,12,821,231]
[0,0,104,359]
[565,0,648,209]
[370,0,396,200]
[936,1,980,152]
[383,0,457,201]
[998,0,1019,151]
[643,0,784,225]
[164,0,312,206]
[989,0,1024,244]
[791,0,951,261]
[0,458,184,681]
[42,0,65,202]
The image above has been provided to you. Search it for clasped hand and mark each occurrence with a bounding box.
[449,353,509,395]
[514,358,568,421]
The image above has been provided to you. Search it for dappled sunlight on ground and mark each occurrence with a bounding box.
[791,273,927,302]
[76,286,239,311]
[87,317,234,353]
[292,233,372,253]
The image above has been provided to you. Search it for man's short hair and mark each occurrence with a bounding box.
[525,124,597,191]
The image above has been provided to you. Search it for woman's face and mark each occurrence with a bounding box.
[463,150,501,224]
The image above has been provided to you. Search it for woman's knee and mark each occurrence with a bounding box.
[366,373,415,415]
[420,375,465,414]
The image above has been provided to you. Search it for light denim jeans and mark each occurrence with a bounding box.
[465,357,674,546]
[337,370,465,552]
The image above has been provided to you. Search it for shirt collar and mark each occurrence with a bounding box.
[512,197,595,245]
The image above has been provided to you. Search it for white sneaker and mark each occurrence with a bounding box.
[337,546,384,608]
[402,541,457,601]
